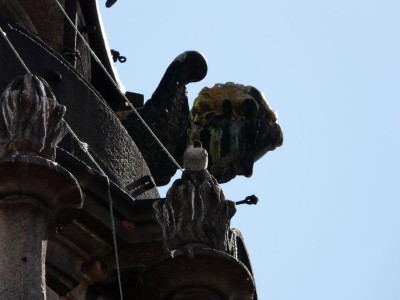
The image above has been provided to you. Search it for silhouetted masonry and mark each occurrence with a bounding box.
[0,1,283,299]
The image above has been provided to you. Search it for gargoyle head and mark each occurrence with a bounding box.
[188,82,283,183]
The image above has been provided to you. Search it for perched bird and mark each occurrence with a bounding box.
[183,140,208,171]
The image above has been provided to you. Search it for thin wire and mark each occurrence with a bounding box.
[1,18,126,299]
[106,176,124,300]
[66,123,124,300]
[65,123,103,174]
[54,0,183,172]
[0,25,31,74]
[28,29,86,77]
[50,5,183,295]
[0,25,101,175]
[51,4,183,296]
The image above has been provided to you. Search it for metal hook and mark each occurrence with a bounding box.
[105,0,117,8]
[111,49,127,63]
[236,195,259,205]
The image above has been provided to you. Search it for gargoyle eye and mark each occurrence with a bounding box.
[239,98,257,118]
[222,99,232,111]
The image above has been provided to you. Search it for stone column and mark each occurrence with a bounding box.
[0,74,82,299]
[0,196,50,299]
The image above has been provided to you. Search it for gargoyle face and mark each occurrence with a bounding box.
[188,82,283,183]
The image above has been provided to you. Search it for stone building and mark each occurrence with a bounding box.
[0,1,283,299]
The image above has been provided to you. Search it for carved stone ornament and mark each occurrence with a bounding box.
[188,82,283,183]
[137,247,255,300]
[0,73,67,160]
[0,75,81,299]
[121,51,208,186]
[153,145,236,252]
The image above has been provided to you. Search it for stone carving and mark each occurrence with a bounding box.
[153,144,236,252]
[121,54,283,186]
[0,75,82,299]
[122,51,208,186]
[188,82,283,183]
[61,259,107,300]
[137,247,256,300]
[0,74,67,160]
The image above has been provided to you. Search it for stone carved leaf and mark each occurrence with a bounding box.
[0,74,66,160]
[154,169,236,252]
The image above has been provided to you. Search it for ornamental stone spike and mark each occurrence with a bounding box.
[153,142,236,252]
[0,74,82,299]
[0,74,67,160]
[142,143,255,299]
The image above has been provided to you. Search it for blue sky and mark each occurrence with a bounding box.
[99,1,400,299]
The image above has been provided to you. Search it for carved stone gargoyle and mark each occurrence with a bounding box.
[153,144,236,252]
[188,82,283,183]
[121,51,208,186]
[121,52,282,186]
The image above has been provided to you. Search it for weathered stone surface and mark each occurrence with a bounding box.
[0,22,159,198]
[0,156,82,299]
[153,167,236,252]
[0,74,66,160]
[122,51,208,186]
[0,155,82,228]
[189,82,283,183]
[0,74,82,299]
[137,247,256,300]
[0,0,65,53]
[0,197,50,299]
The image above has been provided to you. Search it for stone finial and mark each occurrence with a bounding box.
[153,145,236,252]
[0,75,82,299]
[0,74,67,160]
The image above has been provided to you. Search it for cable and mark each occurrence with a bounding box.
[53,0,183,172]
[3,5,183,298]
[0,25,31,74]
[65,123,125,300]
[1,17,124,299]
[51,4,183,300]
[106,176,124,300]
